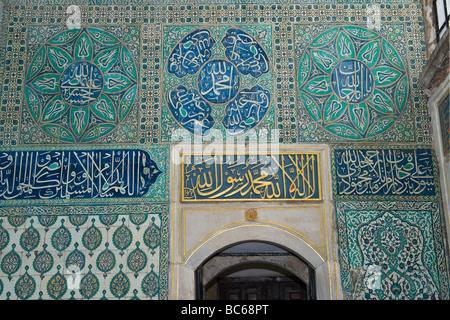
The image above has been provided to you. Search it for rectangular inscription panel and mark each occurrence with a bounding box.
[182,152,322,201]
[0,149,162,201]
[333,147,438,200]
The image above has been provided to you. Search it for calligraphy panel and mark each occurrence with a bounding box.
[0,146,169,203]
[21,25,140,145]
[332,146,439,200]
[162,24,275,141]
[294,23,417,143]
[182,152,322,201]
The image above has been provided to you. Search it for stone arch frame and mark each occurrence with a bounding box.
[197,240,316,300]
[171,223,339,300]
[170,144,343,300]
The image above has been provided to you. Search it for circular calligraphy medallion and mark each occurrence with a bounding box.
[331,59,374,104]
[165,27,272,137]
[197,59,240,104]
[60,62,104,107]
[25,28,138,143]
[298,26,409,140]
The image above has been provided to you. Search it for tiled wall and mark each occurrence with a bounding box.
[0,0,448,300]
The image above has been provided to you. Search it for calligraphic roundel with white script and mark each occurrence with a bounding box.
[25,28,138,143]
[166,27,271,137]
[298,26,409,140]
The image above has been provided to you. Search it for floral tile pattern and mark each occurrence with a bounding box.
[336,201,449,300]
[0,203,169,300]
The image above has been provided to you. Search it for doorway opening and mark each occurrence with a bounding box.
[195,241,316,300]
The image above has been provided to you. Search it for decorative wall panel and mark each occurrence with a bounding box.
[161,24,275,141]
[0,203,169,300]
[336,201,449,300]
[0,0,446,301]
[21,25,140,145]
[295,23,417,142]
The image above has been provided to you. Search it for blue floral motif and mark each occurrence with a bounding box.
[96,243,116,275]
[51,219,72,256]
[144,217,161,255]
[1,244,21,280]
[141,264,159,298]
[47,265,67,300]
[110,264,130,299]
[15,266,36,300]
[127,242,147,278]
[20,219,40,257]
[33,244,54,277]
[80,265,100,299]
[65,243,86,271]
[113,218,133,256]
[82,219,102,255]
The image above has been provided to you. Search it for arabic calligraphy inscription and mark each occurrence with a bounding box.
[333,148,437,199]
[0,149,162,201]
[182,152,321,201]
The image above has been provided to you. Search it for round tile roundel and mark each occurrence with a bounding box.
[297,26,409,140]
[25,28,138,143]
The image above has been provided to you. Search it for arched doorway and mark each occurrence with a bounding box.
[195,241,316,300]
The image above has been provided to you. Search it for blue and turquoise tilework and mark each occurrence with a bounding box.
[161,24,275,141]
[0,0,447,301]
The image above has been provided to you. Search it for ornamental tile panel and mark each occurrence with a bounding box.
[0,0,445,301]
[336,201,449,300]
[161,24,276,141]
[294,23,417,142]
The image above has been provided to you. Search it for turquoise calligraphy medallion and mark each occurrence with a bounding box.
[60,62,104,107]
[25,28,138,143]
[298,26,409,140]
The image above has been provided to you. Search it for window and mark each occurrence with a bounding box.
[434,0,450,40]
